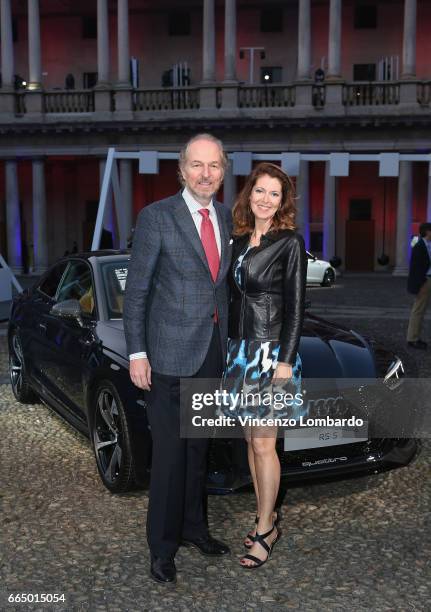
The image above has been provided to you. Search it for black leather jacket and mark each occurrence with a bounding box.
[228,229,307,365]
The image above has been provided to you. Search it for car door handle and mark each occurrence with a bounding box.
[38,322,47,332]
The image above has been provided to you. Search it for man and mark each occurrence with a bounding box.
[406,222,431,349]
[123,134,232,584]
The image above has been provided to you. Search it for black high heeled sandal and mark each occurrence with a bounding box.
[240,524,280,569]
[243,509,281,549]
[243,515,259,549]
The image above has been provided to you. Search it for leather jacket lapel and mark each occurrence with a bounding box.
[214,203,231,285]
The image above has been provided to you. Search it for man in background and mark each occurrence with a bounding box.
[406,222,431,349]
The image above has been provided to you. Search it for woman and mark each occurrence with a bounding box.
[221,162,306,568]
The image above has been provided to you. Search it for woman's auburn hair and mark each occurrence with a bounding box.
[232,162,297,236]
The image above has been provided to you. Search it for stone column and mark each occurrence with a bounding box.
[327,0,342,79]
[28,0,42,89]
[224,0,236,81]
[114,0,132,114]
[1,0,15,89]
[393,161,413,276]
[222,161,237,208]
[97,0,110,86]
[201,0,217,109]
[99,159,116,246]
[32,159,49,273]
[402,0,417,78]
[221,0,238,108]
[95,0,112,112]
[120,159,133,240]
[202,0,216,82]
[296,160,310,250]
[323,161,336,261]
[297,0,311,80]
[5,161,23,273]
[117,0,130,86]
[0,0,15,113]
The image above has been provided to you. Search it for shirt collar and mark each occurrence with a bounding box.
[182,187,214,215]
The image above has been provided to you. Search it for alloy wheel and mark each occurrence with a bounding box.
[322,268,335,287]
[10,334,24,396]
[93,389,123,485]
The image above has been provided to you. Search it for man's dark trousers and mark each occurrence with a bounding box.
[144,324,223,558]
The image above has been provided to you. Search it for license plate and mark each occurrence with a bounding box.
[284,425,368,452]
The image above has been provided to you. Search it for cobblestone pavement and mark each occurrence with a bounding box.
[1,276,430,612]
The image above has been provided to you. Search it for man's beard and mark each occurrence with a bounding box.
[189,183,219,202]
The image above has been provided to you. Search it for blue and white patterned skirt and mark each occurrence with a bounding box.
[219,338,305,420]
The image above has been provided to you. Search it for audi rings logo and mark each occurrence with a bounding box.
[307,396,350,418]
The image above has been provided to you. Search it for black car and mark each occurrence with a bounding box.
[8,251,417,494]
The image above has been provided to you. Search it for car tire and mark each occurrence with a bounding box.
[90,380,135,494]
[321,268,335,287]
[9,332,37,404]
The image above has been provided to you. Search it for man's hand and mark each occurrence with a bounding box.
[129,357,152,390]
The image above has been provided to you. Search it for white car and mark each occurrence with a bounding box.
[306,251,336,286]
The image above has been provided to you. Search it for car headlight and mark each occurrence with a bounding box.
[384,357,404,381]
[384,357,404,390]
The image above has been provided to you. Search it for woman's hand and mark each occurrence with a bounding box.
[273,362,293,381]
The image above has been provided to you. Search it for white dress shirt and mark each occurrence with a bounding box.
[129,187,222,361]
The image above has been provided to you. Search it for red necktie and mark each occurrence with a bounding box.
[198,208,220,282]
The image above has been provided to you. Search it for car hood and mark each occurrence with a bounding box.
[300,313,376,378]
[98,315,377,378]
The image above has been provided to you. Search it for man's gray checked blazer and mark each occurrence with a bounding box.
[123,191,232,377]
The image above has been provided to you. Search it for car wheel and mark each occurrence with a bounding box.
[9,332,37,404]
[321,268,335,287]
[91,380,135,493]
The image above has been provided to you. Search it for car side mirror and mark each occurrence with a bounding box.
[50,299,84,327]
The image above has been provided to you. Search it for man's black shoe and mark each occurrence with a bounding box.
[181,535,230,556]
[150,556,177,584]
[407,340,428,350]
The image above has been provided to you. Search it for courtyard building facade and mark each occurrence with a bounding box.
[0,0,430,274]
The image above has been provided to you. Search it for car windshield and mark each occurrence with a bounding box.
[100,260,129,319]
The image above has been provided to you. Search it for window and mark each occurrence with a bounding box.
[168,11,191,36]
[85,200,98,223]
[353,64,376,81]
[260,67,283,84]
[83,72,98,89]
[56,261,96,316]
[100,261,129,319]
[12,18,18,43]
[260,7,283,33]
[310,231,323,253]
[82,16,97,39]
[349,199,372,221]
[354,4,377,29]
[37,263,68,299]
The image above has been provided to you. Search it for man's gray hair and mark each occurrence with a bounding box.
[178,133,228,185]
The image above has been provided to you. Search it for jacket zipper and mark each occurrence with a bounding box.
[239,250,253,337]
